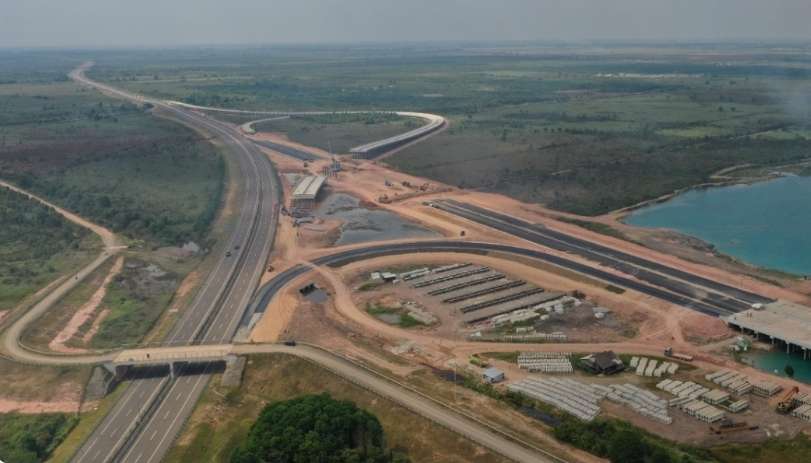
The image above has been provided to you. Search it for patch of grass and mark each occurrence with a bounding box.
[481,351,519,363]
[255,112,417,154]
[90,257,180,349]
[710,434,811,463]
[555,216,629,241]
[366,303,427,328]
[357,280,384,291]
[0,358,89,403]
[47,384,127,463]
[20,257,116,350]
[0,413,77,463]
[165,354,509,463]
[605,284,626,294]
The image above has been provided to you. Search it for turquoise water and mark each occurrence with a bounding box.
[741,349,811,385]
[625,175,811,276]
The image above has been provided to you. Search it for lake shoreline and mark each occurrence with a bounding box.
[620,174,811,278]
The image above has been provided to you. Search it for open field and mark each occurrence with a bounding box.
[85,44,811,215]
[254,112,418,154]
[710,435,811,463]
[165,354,510,463]
[0,358,89,411]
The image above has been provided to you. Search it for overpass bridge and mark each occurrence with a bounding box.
[106,344,237,379]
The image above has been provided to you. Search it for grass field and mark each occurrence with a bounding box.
[165,354,509,463]
[82,44,811,215]
[89,255,183,349]
[709,435,811,463]
[19,257,117,351]
[254,112,418,153]
[0,357,89,403]
[47,384,127,463]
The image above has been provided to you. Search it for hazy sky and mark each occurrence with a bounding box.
[3,0,810,48]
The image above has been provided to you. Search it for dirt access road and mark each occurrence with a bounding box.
[0,181,125,364]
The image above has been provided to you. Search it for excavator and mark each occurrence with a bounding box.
[776,386,800,414]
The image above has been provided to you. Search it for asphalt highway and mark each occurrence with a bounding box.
[431,200,770,316]
[70,66,279,463]
[244,240,736,335]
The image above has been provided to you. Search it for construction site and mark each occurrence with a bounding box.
[348,260,640,343]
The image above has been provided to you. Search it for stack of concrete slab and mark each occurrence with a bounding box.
[656,379,710,400]
[705,370,754,395]
[595,383,672,424]
[706,370,782,397]
[632,357,678,377]
[792,404,811,422]
[751,380,783,397]
[679,400,725,423]
[702,389,730,405]
[517,352,573,373]
[727,399,750,412]
[508,377,601,422]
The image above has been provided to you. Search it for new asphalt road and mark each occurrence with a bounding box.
[70,65,280,463]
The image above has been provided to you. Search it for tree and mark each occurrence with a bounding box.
[607,429,646,463]
[231,394,409,463]
[785,365,795,378]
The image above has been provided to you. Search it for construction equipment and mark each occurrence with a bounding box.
[378,194,390,204]
[710,418,758,434]
[777,386,800,414]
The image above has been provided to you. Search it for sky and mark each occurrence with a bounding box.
[2,0,810,48]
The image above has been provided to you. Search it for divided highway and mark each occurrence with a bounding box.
[244,241,750,331]
[430,200,770,317]
[70,65,279,463]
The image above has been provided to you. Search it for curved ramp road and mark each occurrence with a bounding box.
[0,180,123,365]
[168,101,447,159]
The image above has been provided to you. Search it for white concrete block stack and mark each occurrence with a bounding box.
[602,383,672,424]
[634,357,677,377]
[517,352,574,374]
[507,377,601,422]
[656,379,710,400]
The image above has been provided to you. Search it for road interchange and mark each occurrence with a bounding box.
[0,61,783,463]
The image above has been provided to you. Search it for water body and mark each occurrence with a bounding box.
[741,349,811,385]
[625,175,811,276]
[315,193,439,246]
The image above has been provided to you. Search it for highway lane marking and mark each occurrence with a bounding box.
[101,377,169,463]
[445,201,753,307]
[97,381,144,435]
[143,374,209,463]
[438,202,739,315]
